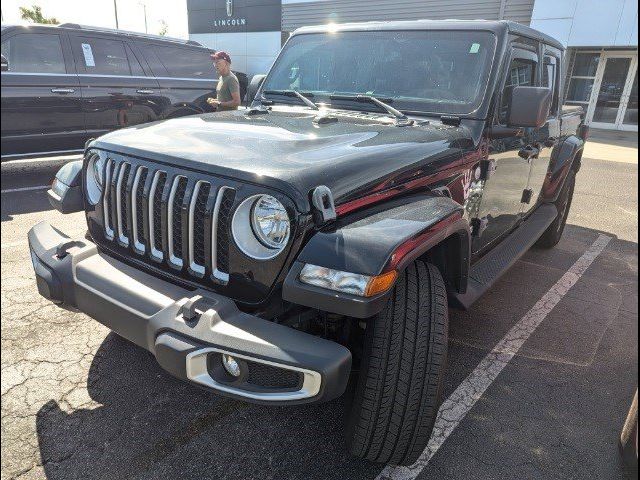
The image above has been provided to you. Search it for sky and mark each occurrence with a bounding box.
[1,0,189,38]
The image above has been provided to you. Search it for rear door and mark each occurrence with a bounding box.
[139,43,217,117]
[69,34,161,138]
[526,46,562,212]
[1,29,84,156]
[473,48,540,253]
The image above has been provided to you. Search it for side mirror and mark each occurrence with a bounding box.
[507,86,551,128]
[1,54,8,72]
[246,74,267,106]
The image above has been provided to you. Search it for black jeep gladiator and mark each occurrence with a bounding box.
[28,20,587,465]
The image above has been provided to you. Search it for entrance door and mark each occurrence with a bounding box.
[589,53,638,131]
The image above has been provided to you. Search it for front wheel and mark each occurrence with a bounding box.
[346,261,448,465]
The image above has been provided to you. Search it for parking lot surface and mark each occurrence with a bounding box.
[1,130,637,480]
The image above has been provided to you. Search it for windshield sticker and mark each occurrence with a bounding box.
[81,43,95,67]
[469,43,481,54]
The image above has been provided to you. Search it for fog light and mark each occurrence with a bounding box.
[222,354,241,377]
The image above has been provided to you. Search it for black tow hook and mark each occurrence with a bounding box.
[55,240,86,259]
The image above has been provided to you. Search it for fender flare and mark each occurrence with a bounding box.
[541,135,584,203]
[282,194,471,318]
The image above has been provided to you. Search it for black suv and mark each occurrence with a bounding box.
[0,23,247,158]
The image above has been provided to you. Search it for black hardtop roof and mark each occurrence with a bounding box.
[1,22,205,48]
[293,19,564,51]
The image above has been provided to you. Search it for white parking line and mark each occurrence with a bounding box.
[1,185,49,194]
[0,240,25,249]
[376,234,612,480]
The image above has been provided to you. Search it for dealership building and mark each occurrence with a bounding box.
[188,0,638,130]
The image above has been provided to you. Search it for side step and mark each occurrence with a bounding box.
[451,204,558,310]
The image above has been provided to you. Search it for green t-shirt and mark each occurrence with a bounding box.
[216,72,240,110]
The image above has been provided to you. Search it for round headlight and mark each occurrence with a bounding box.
[85,153,105,205]
[251,195,290,249]
[231,194,291,260]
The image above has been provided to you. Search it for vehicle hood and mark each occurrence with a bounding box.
[92,108,471,212]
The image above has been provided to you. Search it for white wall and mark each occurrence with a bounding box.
[189,31,281,77]
[531,0,638,47]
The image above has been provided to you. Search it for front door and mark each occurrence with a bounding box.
[588,53,638,132]
[472,48,539,253]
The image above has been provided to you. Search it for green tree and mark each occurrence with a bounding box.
[158,20,168,36]
[19,5,59,24]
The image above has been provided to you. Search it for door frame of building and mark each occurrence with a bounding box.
[586,50,638,131]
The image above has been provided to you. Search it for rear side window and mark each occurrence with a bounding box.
[1,33,66,74]
[151,45,215,78]
[72,37,143,76]
[499,57,537,123]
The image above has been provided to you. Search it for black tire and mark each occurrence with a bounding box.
[346,261,448,465]
[536,169,576,249]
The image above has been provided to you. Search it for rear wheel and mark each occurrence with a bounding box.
[346,261,448,465]
[536,170,576,249]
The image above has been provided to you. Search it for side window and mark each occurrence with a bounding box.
[125,44,145,76]
[1,33,66,74]
[499,56,537,124]
[152,45,215,78]
[542,54,559,115]
[73,37,133,76]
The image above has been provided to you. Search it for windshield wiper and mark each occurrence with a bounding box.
[329,94,413,126]
[262,89,319,110]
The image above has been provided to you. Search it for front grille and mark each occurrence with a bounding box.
[101,158,235,283]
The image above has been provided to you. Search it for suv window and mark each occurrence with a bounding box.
[499,56,537,123]
[542,54,559,115]
[151,45,215,78]
[1,33,66,74]
[72,37,143,76]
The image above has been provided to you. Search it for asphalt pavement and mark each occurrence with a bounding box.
[1,131,637,480]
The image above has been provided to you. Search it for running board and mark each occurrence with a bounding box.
[451,204,558,310]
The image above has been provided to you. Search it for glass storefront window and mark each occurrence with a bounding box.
[573,53,600,77]
[567,78,595,102]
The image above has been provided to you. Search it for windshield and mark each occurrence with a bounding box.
[262,30,497,115]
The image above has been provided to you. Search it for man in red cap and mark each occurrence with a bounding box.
[207,51,241,111]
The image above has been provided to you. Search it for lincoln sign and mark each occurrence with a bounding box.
[187,0,282,34]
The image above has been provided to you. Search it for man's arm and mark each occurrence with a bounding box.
[219,89,241,108]
[208,76,241,109]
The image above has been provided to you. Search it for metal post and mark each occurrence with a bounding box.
[143,4,148,33]
[113,0,119,29]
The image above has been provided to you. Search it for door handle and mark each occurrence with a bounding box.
[518,145,539,160]
[136,89,155,95]
[51,88,75,94]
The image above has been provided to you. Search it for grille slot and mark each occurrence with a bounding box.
[211,187,235,283]
[167,175,188,268]
[149,171,167,260]
[130,166,148,254]
[103,159,115,240]
[188,181,211,276]
[115,162,131,245]
[99,159,239,285]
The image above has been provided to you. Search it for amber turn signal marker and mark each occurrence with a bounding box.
[365,270,398,297]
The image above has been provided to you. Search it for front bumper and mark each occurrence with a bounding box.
[28,221,351,405]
